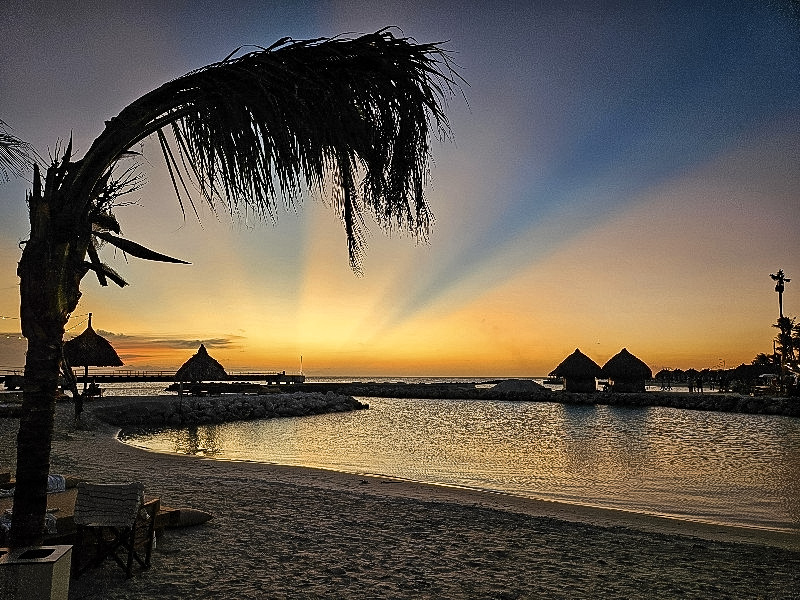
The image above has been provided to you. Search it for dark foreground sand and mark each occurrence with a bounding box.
[1,398,799,599]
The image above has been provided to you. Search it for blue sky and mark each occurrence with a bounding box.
[1,1,799,375]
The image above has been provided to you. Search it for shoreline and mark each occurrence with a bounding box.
[120,435,800,551]
[6,393,800,547]
[84,393,800,540]
[118,428,800,550]
[1,399,799,598]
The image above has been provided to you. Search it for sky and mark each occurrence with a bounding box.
[1,0,799,377]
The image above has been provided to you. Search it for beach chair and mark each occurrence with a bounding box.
[72,482,157,578]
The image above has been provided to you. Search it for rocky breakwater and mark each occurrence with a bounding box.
[300,378,553,401]
[299,381,800,418]
[586,391,800,417]
[92,391,368,429]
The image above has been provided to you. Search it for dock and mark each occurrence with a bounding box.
[1,370,304,390]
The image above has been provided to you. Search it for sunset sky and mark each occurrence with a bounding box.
[1,1,799,376]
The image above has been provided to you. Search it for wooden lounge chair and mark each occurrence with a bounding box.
[72,482,157,578]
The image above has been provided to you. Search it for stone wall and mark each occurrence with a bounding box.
[584,391,800,417]
[298,383,800,418]
[92,391,368,429]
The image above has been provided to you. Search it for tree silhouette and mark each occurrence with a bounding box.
[10,30,459,546]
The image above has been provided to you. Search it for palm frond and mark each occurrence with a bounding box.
[0,120,36,183]
[93,231,190,264]
[86,239,108,286]
[70,29,461,270]
[90,210,121,234]
[82,260,129,288]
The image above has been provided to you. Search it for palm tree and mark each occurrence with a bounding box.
[773,317,797,362]
[11,30,459,547]
[773,316,799,393]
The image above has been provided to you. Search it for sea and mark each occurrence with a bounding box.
[99,377,799,534]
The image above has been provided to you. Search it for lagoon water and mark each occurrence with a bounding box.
[116,379,800,533]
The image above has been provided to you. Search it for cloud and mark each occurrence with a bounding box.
[0,330,246,371]
[92,330,245,350]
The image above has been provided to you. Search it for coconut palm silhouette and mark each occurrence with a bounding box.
[10,30,460,546]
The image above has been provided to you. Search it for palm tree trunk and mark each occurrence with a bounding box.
[10,163,86,547]
[11,334,62,546]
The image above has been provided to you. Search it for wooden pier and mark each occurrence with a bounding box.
[1,369,304,390]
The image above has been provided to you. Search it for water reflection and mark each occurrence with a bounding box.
[164,425,224,456]
[551,404,653,503]
[123,397,800,532]
[769,420,800,525]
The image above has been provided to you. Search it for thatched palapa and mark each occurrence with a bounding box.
[175,344,227,384]
[549,349,602,393]
[63,313,123,416]
[602,348,652,393]
[63,313,123,376]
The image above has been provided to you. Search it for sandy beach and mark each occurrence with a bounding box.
[1,397,799,599]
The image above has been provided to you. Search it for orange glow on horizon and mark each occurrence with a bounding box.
[1,7,798,378]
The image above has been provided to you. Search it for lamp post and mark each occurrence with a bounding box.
[770,270,791,395]
[770,269,790,319]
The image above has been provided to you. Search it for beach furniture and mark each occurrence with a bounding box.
[0,477,188,549]
[72,482,156,579]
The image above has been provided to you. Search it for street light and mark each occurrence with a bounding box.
[770,269,791,319]
[770,269,791,395]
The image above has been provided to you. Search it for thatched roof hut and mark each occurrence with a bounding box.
[549,349,602,393]
[63,313,123,374]
[601,348,652,392]
[175,344,227,383]
[63,313,123,415]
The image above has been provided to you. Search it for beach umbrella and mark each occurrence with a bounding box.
[601,348,652,392]
[175,344,227,384]
[549,349,603,393]
[63,313,123,384]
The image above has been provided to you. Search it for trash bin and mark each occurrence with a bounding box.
[0,545,72,600]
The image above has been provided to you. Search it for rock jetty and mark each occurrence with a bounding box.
[92,391,367,429]
[298,382,800,418]
[2,381,797,425]
[300,381,553,401]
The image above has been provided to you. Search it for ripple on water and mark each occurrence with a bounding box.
[121,396,800,532]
